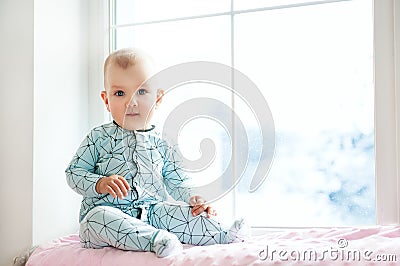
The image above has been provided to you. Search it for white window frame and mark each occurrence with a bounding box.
[87,0,111,128]
[374,0,400,225]
[88,0,400,226]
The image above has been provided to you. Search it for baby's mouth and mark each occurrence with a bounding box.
[126,112,139,117]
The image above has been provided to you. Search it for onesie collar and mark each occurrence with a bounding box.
[112,120,156,132]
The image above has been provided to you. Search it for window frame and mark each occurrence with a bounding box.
[88,0,400,226]
[374,0,400,225]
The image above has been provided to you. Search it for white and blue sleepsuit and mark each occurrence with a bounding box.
[66,121,233,252]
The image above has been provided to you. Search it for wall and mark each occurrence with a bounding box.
[0,0,90,265]
[33,0,89,245]
[0,0,34,265]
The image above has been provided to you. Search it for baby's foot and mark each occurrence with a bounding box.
[152,230,183,258]
[225,218,250,243]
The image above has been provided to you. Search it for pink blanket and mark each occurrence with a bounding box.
[27,226,400,265]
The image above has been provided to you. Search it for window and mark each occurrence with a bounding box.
[108,0,376,226]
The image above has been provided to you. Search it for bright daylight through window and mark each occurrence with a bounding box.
[109,0,374,227]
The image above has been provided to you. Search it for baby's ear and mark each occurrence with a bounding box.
[101,90,111,112]
[155,89,165,107]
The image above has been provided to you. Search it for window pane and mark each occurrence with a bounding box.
[114,16,231,69]
[234,0,374,226]
[112,0,375,227]
[114,0,230,25]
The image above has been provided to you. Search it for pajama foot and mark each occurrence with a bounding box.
[152,230,183,257]
[225,218,250,243]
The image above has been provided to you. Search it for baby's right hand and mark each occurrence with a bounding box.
[95,175,130,199]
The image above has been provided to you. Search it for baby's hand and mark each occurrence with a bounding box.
[95,175,130,199]
[189,195,217,218]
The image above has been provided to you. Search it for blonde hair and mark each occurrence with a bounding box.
[103,48,154,87]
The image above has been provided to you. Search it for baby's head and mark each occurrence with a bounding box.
[102,48,163,130]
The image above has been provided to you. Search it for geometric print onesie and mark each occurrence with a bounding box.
[66,122,242,255]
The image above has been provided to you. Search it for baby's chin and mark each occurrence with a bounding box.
[119,119,149,131]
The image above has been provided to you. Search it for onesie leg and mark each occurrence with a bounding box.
[148,203,242,245]
[79,206,182,257]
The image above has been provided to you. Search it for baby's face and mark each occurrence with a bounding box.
[102,62,162,130]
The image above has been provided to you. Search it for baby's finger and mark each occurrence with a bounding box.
[114,178,129,197]
[119,176,130,192]
[206,207,217,218]
[190,196,205,207]
[109,181,124,199]
[192,204,207,216]
[105,185,117,198]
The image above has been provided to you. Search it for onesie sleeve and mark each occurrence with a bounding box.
[161,141,193,204]
[65,130,103,198]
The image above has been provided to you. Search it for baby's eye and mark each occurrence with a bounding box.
[137,88,146,95]
[115,90,125,96]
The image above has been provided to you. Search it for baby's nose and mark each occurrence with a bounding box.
[126,98,138,107]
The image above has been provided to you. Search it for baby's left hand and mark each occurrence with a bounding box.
[189,195,217,218]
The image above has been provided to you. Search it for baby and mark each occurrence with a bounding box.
[66,48,248,257]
